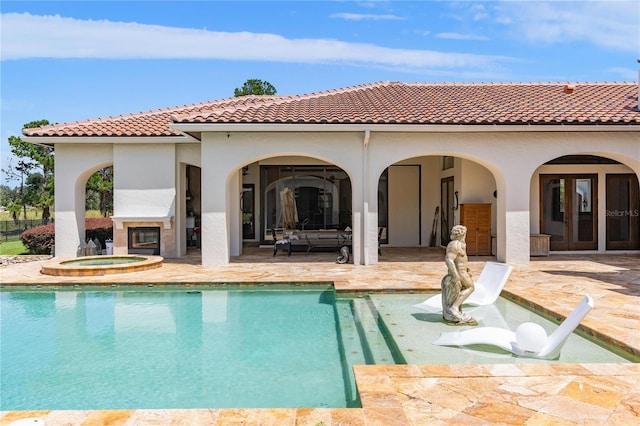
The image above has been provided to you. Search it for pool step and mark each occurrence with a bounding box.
[349,297,397,365]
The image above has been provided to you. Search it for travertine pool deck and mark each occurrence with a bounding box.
[1,248,639,425]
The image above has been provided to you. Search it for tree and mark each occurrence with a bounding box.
[0,185,18,208]
[1,185,22,223]
[3,120,54,222]
[233,79,277,97]
[86,166,113,217]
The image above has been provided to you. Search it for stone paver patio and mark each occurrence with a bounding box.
[1,248,639,425]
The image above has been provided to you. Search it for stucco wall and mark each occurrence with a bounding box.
[113,144,176,217]
[49,127,638,264]
[112,144,177,257]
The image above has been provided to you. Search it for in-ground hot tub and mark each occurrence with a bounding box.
[41,255,163,276]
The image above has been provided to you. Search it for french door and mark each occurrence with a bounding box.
[540,174,597,251]
[606,174,640,250]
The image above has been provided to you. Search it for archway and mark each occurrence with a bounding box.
[376,155,498,256]
[532,154,640,252]
[241,159,352,246]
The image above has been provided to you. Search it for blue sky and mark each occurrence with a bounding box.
[1,1,638,186]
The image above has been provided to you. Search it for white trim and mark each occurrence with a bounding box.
[21,125,639,146]
[170,123,640,133]
[111,216,173,230]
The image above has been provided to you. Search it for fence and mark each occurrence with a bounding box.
[0,219,54,241]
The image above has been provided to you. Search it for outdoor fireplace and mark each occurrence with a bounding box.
[128,226,161,255]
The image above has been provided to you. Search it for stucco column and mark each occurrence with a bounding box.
[201,142,230,266]
[228,170,241,257]
[54,169,85,257]
[360,130,381,265]
[496,172,531,264]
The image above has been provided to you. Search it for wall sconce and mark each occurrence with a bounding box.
[242,166,249,176]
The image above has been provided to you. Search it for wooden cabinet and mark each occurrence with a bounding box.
[460,203,492,255]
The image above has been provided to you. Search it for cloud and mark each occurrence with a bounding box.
[606,67,637,81]
[493,1,638,52]
[330,12,405,21]
[436,32,488,41]
[0,13,512,74]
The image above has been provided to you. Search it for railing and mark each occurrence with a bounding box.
[0,219,54,241]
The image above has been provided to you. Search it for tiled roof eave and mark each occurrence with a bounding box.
[22,134,198,144]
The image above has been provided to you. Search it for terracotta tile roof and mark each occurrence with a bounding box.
[24,81,640,138]
[22,95,286,137]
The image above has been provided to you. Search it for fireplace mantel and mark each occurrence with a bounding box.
[111,216,173,230]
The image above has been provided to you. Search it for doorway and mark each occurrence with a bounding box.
[440,177,455,246]
[606,174,640,250]
[388,165,420,245]
[241,184,255,240]
[540,174,598,251]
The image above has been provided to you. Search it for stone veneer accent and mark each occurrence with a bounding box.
[113,221,176,257]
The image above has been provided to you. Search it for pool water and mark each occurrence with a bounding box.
[0,287,630,411]
[60,256,147,266]
[0,286,397,410]
[373,294,634,364]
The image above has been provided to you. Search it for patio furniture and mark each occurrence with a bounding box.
[432,295,594,360]
[303,230,352,255]
[413,261,513,313]
[271,229,291,256]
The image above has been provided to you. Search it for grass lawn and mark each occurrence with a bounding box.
[0,208,43,221]
[0,209,103,221]
[0,238,29,255]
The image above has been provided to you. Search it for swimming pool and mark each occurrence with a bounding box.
[0,285,399,410]
[0,286,631,411]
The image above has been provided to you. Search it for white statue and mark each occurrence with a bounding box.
[441,225,478,325]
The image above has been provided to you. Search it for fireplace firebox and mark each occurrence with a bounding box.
[128,226,160,255]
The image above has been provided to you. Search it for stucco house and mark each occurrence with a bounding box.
[23,81,640,266]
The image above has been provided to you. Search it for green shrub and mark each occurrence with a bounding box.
[20,218,113,255]
[20,223,54,254]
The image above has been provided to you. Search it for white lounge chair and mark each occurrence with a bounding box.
[413,261,513,313]
[432,295,594,360]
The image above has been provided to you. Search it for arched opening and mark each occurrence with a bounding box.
[85,166,113,218]
[533,154,639,251]
[376,155,497,255]
[255,161,352,244]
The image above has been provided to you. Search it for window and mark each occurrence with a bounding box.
[442,156,454,170]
